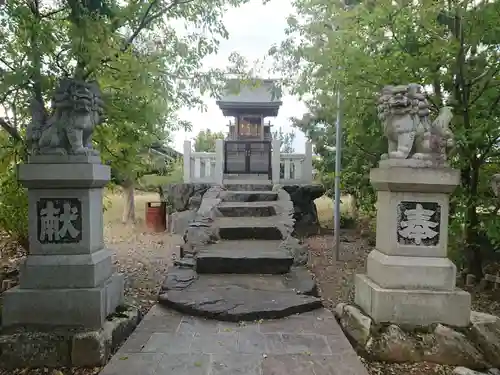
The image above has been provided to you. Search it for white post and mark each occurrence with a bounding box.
[272,139,281,184]
[303,141,313,183]
[183,140,191,183]
[194,157,201,178]
[215,139,224,185]
[284,158,291,180]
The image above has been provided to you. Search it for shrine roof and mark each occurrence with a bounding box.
[216,79,283,117]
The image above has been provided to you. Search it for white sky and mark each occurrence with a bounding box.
[173,0,308,153]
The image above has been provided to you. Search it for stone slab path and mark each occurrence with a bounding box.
[100,305,369,375]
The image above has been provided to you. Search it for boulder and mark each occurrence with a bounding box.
[170,210,197,235]
[282,184,325,236]
[469,311,500,367]
[422,324,488,369]
[335,304,372,348]
[453,367,486,375]
[160,183,211,212]
[370,324,421,362]
[335,304,494,370]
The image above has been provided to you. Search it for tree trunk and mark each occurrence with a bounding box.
[349,194,359,220]
[121,178,136,224]
[463,162,483,278]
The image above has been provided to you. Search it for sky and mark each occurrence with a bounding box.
[173,0,308,154]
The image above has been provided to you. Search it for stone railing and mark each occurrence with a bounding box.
[280,153,309,184]
[183,139,313,184]
[185,151,218,183]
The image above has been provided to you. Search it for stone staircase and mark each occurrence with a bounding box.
[158,185,323,322]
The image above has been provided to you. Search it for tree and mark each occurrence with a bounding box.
[193,128,225,152]
[0,0,251,240]
[273,126,295,153]
[273,0,500,277]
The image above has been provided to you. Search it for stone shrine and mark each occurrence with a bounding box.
[354,83,471,327]
[0,79,134,368]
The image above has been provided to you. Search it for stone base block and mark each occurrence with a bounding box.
[19,248,113,289]
[0,306,139,369]
[366,249,457,290]
[354,274,471,327]
[1,273,124,329]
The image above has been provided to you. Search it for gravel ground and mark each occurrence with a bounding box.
[305,228,500,375]
[104,223,183,316]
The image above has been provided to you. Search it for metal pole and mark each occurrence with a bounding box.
[334,88,342,261]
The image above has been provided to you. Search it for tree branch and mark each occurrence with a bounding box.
[470,66,500,106]
[84,0,195,80]
[40,6,67,18]
[0,118,22,142]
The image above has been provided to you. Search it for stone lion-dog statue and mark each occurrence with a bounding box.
[27,78,104,156]
[377,83,454,165]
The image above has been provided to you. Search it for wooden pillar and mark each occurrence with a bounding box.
[183,140,191,183]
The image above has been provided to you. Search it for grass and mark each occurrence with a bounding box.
[104,190,161,225]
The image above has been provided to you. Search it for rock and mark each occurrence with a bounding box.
[71,330,109,366]
[160,183,211,212]
[0,306,139,368]
[160,266,197,291]
[469,311,500,367]
[170,210,197,234]
[337,304,372,347]
[489,369,500,375]
[279,236,309,266]
[188,196,202,210]
[370,324,421,362]
[174,257,196,269]
[0,331,71,368]
[422,324,488,369]
[334,303,347,319]
[453,367,486,375]
[283,267,318,296]
[159,285,323,322]
[282,184,325,236]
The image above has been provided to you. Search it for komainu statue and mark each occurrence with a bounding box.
[27,78,104,156]
[377,83,454,165]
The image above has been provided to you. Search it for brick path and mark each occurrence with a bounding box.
[100,305,369,375]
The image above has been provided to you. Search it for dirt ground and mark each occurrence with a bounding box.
[1,192,500,375]
[306,227,500,375]
[103,191,182,316]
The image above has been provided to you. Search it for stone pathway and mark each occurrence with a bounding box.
[100,186,369,374]
[100,305,369,375]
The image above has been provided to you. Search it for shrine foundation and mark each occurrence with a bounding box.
[1,158,124,329]
[354,163,471,327]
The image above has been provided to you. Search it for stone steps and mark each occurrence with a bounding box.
[196,240,292,274]
[216,217,284,240]
[217,201,277,217]
[158,268,321,321]
[220,190,277,203]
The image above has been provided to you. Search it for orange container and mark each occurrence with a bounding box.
[145,202,167,232]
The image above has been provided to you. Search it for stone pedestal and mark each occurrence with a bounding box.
[2,156,124,329]
[355,162,471,327]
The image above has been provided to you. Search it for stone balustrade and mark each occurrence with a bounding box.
[183,139,313,184]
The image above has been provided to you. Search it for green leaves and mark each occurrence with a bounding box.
[193,129,225,152]
[275,0,500,272]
